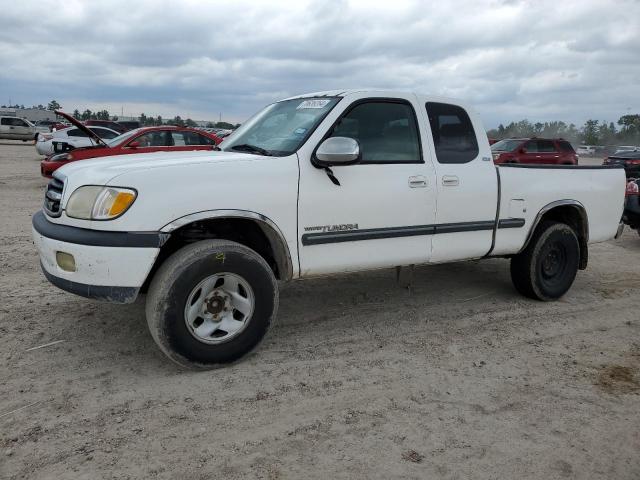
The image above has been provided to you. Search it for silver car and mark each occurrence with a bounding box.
[0,116,37,141]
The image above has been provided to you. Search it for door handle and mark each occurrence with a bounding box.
[442,175,459,187]
[408,176,427,188]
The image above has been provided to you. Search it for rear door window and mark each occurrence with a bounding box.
[1,118,11,126]
[171,132,186,146]
[67,129,87,137]
[557,141,575,152]
[537,140,557,152]
[524,140,538,153]
[425,102,479,164]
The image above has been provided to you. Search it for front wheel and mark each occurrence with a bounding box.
[510,221,580,301]
[146,239,278,368]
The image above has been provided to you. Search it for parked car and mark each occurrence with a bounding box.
[622,179,640,237]
[216,129,233,139]
[603,151,640,178]
[35,125,120,155]
[32,90,626,368]
[50,122,71,132]
[84,119,128,134]
[116,120,141,131]
[34,120,59,134]
[0,116,37,141]
[613,145,640,155]
[40,113,222,177]
[491,138,578,165]
[576,145,596,156]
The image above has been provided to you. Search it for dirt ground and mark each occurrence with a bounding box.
[1,141,639,479]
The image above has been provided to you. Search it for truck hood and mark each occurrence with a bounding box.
[56,149,271,186]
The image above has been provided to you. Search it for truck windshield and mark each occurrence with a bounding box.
[491,139,522,152]
[222,97,340,156]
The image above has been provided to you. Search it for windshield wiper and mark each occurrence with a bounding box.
[230,144,272,156]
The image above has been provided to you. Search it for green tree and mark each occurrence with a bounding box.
[47,100,61,111]
[81,109,92,121]
[581,119,599,145]
[139,113,147,125]
[97,110,110,121]
[156,115,163,126]
[72,109,80,119]
[185,118,197,127]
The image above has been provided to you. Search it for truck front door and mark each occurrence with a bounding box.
[297,94,437,276]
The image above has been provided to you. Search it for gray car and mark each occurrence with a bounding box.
[0,116,37,141]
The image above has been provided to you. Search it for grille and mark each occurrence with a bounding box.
[44,177,64,217]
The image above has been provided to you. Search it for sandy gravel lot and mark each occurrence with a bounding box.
[1,141,639,479]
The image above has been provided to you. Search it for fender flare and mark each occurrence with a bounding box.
[160,209,294,280]
[520,199,589,267]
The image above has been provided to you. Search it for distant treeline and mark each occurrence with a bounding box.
[2,99,238,130]
[487,115,640,146]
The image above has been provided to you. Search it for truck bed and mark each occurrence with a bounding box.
[492,164,625,257]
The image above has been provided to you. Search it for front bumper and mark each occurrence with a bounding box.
[32,211,167,303]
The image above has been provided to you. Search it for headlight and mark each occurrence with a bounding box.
[66,186,137,220]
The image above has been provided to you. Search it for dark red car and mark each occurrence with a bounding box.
[41,112,222,178]
[491,138,578,165]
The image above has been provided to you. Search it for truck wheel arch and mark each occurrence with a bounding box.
[520,200,589,269]
[146,211,294,288]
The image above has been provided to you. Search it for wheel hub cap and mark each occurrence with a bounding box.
[184,272,255,344]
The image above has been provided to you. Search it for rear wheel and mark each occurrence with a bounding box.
[510,221,580,301]
[146,239,278,368]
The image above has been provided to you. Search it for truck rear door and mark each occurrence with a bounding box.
[423,102,499,262]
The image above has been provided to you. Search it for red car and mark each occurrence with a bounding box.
[41,112,222,178]
[491,138,578,165]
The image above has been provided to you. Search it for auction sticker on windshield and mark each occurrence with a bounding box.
[297,99,331,109]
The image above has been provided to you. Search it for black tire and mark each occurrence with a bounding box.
[510,221,580,301]
[145,239,278,368]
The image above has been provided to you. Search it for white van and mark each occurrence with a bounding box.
[576,145,596,156]
[0,116,37,141]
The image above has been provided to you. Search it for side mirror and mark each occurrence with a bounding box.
[314,137,360,167]
[128,141,140,149]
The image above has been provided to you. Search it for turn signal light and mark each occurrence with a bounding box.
[109,191,136,216]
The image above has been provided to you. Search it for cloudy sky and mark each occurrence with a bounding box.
[1,0,639,127]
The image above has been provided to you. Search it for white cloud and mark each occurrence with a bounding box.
[0,0,639,126]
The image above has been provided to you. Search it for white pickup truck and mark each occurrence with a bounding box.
[32,90,626,368]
